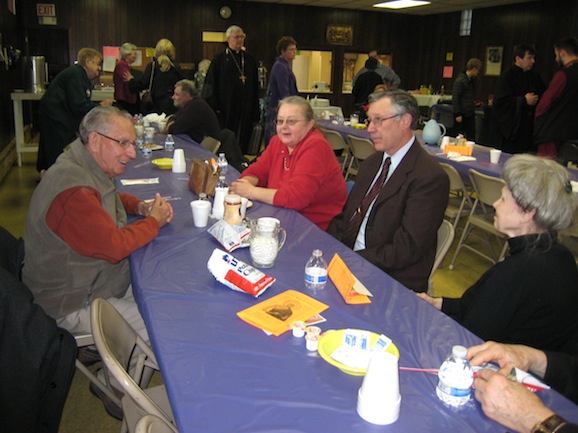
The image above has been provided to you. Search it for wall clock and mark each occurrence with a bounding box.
[219,6,232,19]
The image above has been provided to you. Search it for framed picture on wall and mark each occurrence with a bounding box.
[485,46,503,76]
[326,25,353,46]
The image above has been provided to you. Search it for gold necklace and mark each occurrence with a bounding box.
[227,48,246,84]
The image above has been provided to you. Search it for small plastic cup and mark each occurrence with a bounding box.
[357,351,401,425]
[291,321,306,338]
[305,334,319,351]
[190,200,212,228]
[489,148,502,164]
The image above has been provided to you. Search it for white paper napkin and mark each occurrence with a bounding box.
[120,177,159,186]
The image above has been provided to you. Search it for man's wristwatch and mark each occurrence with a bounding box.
[532,414,568,433]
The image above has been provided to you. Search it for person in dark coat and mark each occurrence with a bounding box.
[37,48,114,172]
[534,37,578,158]
[203,25,259,154]
[125,39,183,116]
[328,90,449,293]
[352,57,384,119]
[452,58,481,140]
[491,44,546,154]
[265,36,299,146]
[418,155,578,354]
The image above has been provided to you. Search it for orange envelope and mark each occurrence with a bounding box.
[327,254,373,304]
[443,145,473,156]
[237,290,328,336]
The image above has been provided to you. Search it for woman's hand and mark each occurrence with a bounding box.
[123,71,134,82]
[415,292,443,310]
[467,341,548,378]
[474,369,554,433]
[230,177,257,199]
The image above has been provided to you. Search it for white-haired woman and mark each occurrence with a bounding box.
[114,42,139,114]
[418,154,578,355]
[125,39,182,115]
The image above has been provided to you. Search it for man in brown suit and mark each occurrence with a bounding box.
[327,90,449,292]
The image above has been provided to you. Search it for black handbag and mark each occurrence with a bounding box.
[140,61,155,113]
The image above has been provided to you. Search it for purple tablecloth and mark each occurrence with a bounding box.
[318,119,578,182]
[119,134,578,433]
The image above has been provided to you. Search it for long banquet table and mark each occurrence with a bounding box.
[319,119,578,182]
[119,134,578,433]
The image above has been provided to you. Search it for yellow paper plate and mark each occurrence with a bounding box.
[151,158,173,169]
[318,329,399,376]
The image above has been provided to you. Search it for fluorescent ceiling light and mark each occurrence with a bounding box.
[373,0,431,9]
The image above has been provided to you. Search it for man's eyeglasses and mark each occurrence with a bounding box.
[365,114,400,127]
[96,131,136,150]
[275,119,306,126]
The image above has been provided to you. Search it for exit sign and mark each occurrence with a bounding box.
[37,3,56,16]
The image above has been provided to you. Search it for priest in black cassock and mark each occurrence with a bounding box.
[203,25,259,154]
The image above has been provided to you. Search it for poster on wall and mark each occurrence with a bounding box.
[485,46,503,76]
[326,25,353,46]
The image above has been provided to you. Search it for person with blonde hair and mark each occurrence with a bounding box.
[113,42,139,114]
[125,38,182,115]
[37,47,114,172]
[418,154,578,354]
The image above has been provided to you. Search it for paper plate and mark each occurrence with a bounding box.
[318,329,399,376]
[151,158,173,169]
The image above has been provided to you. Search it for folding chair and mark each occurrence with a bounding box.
[345,135,376,180]
[428,219,455,295]
[449,169,509,269]
[136,414,177,433]
[439,163,473,230]
[74,332,122,409]
[320,127,350,173]
[200,136,221,154]
[91,298,176,433]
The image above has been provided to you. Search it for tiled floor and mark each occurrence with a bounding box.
[0,151,493,432]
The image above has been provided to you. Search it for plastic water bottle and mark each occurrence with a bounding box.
[304,249,328,290]
[217,153,228,175]
[141,146,152,160]
[212,176,229,220]
[164,134,175,152]
[436,345,474,407]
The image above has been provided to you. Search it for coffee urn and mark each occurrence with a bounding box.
[24,56,48,93]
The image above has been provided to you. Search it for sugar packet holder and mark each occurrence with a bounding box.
[331,329,392,369]
[207,248,275,297]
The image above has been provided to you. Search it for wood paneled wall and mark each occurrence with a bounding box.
[3,0,577,138]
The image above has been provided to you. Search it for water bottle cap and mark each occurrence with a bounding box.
[219,153,225,157]
[312,249,323,257]
[452,345,467,358]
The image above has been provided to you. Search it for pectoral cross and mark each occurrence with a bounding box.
[240,74,246,84]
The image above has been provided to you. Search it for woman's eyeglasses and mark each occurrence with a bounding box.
[275,119,306,126]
